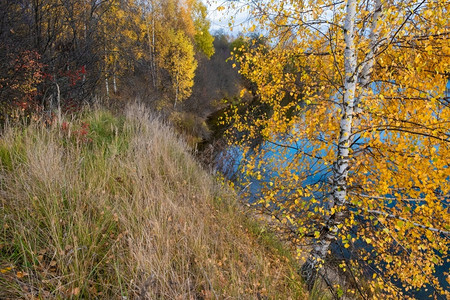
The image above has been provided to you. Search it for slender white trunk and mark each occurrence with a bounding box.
[113,73,117,94]
[301,0,358,287]
[355,0,382,113]
[104,44,109,99]
[105,77,109,99]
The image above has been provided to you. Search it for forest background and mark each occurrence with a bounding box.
[0,0,243,146]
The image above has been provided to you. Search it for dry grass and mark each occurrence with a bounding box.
[0,104,306,299]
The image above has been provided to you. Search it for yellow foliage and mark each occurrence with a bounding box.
[224,0,450,297]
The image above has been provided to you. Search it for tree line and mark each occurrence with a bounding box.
[0,0,218,124]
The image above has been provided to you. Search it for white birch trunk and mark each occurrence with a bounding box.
[301,0,358,287]
[105,77,109,99]
[355,0,382,114]
[113,73,117,94]
[104,44,109,99]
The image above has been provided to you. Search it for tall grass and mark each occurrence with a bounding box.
[0,104,305,299]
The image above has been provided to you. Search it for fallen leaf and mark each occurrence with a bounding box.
[16,271,28,278]
[72,287,80,296]
[0,267,13,273]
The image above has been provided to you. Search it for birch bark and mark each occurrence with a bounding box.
[301,0,358,286]
[355,0,382,114]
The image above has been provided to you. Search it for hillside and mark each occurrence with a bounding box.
[0,105,306,299]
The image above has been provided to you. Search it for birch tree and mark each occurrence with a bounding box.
[222,0,450,297]
[158,29,197,106]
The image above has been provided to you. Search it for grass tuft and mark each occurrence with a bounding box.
[0,104,306,299]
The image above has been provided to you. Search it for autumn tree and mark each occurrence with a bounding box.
[223,0,450,298]
[158,29,197,107]
[0,0,111,117]
[97,0,213,108]
[192,0,215,58]
[0,50,44,122]
[98,0,147,97]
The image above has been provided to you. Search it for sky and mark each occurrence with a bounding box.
[201,0,249,34]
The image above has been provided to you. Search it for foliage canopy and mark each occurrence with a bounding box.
[224,0,450,297]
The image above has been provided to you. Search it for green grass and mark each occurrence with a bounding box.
[0,104,307,299]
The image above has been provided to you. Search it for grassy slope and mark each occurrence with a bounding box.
[0,105,306,299]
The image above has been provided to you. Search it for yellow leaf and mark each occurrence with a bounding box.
[0,267,13,274]
[16,271,28,279]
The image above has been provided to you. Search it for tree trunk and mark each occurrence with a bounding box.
[152,10,157,88]
[104,43,109,99]
[174,70,179,108]
[354,0,382,114]
[33,0,42,49]
[147,0,157,89]
[55,81,61,125]
[105,77,109,99]
[301,0,358,288]
[113,75,117,94]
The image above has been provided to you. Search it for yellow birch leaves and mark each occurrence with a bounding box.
[224,0,450,297]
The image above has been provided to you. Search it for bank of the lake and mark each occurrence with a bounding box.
[0,105,309,299]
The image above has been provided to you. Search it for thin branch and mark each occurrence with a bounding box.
[349,192,449,202]
[362,209,450,235]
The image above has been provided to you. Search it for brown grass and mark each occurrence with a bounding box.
[0,104,306,299]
